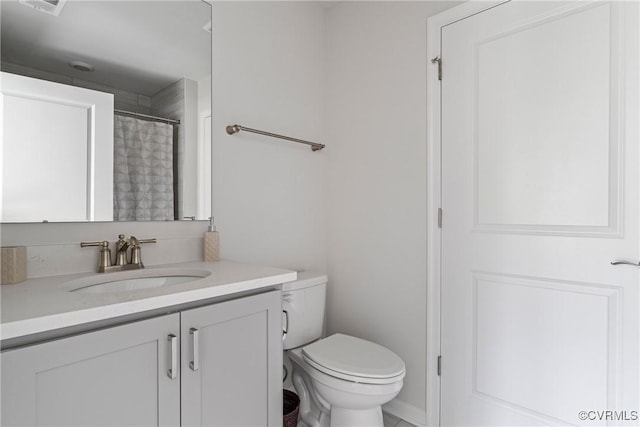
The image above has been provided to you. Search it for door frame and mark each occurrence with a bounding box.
[425,2,509,426]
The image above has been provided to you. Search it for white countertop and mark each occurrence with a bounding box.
[1,260,296,341]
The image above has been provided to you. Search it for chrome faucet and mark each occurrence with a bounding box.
[115,234,129,266]
[81,235,156,273]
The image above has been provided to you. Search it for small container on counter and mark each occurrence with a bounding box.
[1,246,27,285]
[204,217,219,262]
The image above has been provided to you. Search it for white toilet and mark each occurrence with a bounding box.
[282,273,406,427]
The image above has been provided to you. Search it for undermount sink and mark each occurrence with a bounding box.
[67,268,211,294]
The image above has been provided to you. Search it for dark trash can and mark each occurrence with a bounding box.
[283,389,300,427]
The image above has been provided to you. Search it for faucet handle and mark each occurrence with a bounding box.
[128,236,156,246]
[80,240,109,248]
[129,238,156,267]
[80,241,112,272]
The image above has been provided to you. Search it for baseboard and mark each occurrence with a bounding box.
[383,399,427,427]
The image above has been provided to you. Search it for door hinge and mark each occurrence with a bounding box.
[431,56,442,81]
[437,355,442,376]
[437,208,443,228]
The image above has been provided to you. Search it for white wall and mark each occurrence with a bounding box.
[324,1,457,422]
[211,1,327,273]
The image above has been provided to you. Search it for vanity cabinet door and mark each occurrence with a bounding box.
[0,314,180,427]
[181,290,283,427]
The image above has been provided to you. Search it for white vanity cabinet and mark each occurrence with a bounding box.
[1,290,282,427]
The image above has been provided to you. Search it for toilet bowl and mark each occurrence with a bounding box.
[282,274,406,427]
[290,334,405,427]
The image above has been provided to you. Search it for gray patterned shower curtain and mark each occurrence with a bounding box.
[113,115,174,221]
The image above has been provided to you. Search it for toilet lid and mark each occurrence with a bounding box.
[302,334,405,384]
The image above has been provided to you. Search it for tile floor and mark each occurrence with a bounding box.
[383,411,417,427]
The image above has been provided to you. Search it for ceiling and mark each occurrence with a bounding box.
[0,0,211,95]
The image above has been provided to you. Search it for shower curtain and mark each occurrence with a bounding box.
[113,115,175,221]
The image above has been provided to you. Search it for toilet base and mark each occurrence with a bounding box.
[330,406,383,427]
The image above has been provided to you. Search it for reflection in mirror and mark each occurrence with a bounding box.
[1,0,212,223]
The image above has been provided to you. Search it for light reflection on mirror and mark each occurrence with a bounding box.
[0,0,212,223]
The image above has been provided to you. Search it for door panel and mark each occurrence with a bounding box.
[180,291,282,427]
[473,274,615,423]
[0,314,180,427]
[441,1,638,425]
[475,3,614,231]
[1,72,114,222]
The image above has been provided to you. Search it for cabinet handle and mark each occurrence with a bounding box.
[167,334,177,379]
[282,310,289,341]
[189,327,199,371]
[611,259,640,267]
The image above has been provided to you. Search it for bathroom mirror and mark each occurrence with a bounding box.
[0,0,212,223]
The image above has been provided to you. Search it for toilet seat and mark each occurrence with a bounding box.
[302,333,405,385]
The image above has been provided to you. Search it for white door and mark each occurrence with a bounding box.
[1,72,113,222]
[440,1,639,425]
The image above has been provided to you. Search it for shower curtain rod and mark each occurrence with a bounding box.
[114,109,181,125]
[225,124,325,151]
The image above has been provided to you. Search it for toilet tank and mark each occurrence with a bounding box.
[282,272,327,350]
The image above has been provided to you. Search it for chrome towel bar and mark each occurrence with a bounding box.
[226,124,325,152]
